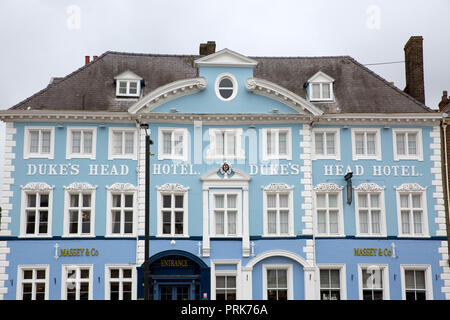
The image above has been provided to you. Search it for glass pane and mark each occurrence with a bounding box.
[400,195,409,208]
[39,211,48,233]
[81,211,91,233]
[227,276,236,288]
[280,210,289,234]
[26,211,36,234]
[216,276,225,288]
[312,83,320,99]
[317,210,327,234]
[266,132,273,155]
[175,211,183,234]
[278,132,287,155]
[415,270,426,290]
[129,81,138,94]
[219,89,233,99]
[370,194,379,208]
[29,131,39,153]
[267,194,277,208]
[366,133,376,155]
[124,211,133,233]
[330,270,340,288]
[162,211,171,234]
[22,283,32,300]
[277,270,287,288]
[72,131,81,153]
[70,194,79,207]
[228,211,236,235]
[359,210,368,234]
[267,270,277,288]
[316,194,326,208]
[113,132,122,154]
[215,211,224,234]
[82,194,91,207]
[174,195,183,208]
[226,133,236,155]
[27,194,37,208]
[36,269,46,279]
[405,270,415,289]
[396,133,406,155]
[371,210,380,234]
[401,211,410,234]
[112,194,121,208]
[112,211,121,233]
[162,195,171,208]
[326,132,335,154]
[322,83,331,99]
[408,133,417,155]
[163,132,172,154]
[328,194,338,208]
[355,133,365,155]
[69,210,78,233]
[315,133,324,154]
[40,194,49,208]
[23,270,33,279]
[329,210,339,234]
[219,78,233,88]
[279,194,289,208]
[174,133,184,156]
[119,81,127,94]
[413,211,423,234]
[124,133,134,154]
[123,269,132,278]
[227,195,237,209]
[358,194,367,208]
[215,195,224,208]
[412,195,421,208]
[320,270,330,288]
[41,131,51,153]
[83,131,93,153]
[268,211,277,234]
[125,195,133,208]
[215,132,224,155]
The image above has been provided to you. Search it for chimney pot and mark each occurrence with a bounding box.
[85,56,90,65]
[403,36,425,104]
[93,55,98,60]
[199,41,216,55]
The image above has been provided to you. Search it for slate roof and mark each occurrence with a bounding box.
[9,51,434,114]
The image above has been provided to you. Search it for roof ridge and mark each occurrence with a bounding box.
[345,56,434,112]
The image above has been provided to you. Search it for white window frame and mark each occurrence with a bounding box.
[262,264,293,300]
[354,185,386,237]
[66,126,97,160]
[158,127,189,161]
[261,128,292,161]
[105,265,137,300]
[108,127,138,160]
[209,189,242,238]
[313,189,344,237]
[262,184,294,237]
[358,264,390,300]
[311,128,340,160]
[210,260,241,300]
[206,128,244,161]
[16,265,49,300]
[20,183,54,238]
[351,128,382,161]
[156,184,189,237]
[106,183,138,237]
[61,265,93,300]
[23,126,55,159]
[116,79,141,97]
[395,186,429,238]
[63,183,97,238]
[400,265,433,300]
[215,73,238,101]
[317,264,347,300]
[309,82,334,102]
[392,128,423,161]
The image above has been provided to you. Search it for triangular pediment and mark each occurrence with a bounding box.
[194,48,259,68]
[307,71,334,83]
[114,70,143,80]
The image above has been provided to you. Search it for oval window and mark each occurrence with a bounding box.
[215,74,237,101]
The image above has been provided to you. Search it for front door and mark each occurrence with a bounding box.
[159,285,190,300]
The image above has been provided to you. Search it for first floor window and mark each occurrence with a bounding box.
[212,191,240,236]
[215,275,237,300]
[266,268,288,300]
[107,267,134,300]
[320,269,341,300]
[157,184,189,237]
[63,266,92,300]
[263,184,294,237]
[356,192,384,236]
[316,192,341,235]
[68,192,93,235]
[24,192,49,236]
[18,267,48,300]
[399,192,426,236]
[111,193,134,235]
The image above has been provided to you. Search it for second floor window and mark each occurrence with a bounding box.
[67,127,96,159]
[109,128,137,160]
[24,126,54,159]
[262,128,292,160]
[158,128,188,161]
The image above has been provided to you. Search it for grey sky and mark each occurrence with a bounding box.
[0,0,449,184]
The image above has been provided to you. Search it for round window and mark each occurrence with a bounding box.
[215,74,237,101]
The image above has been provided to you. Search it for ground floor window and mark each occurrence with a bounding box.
[106,266,135,300]
[319,268,341,300]
[17,266,48,300]
[401,265,431,300]
[359,265,388,300]
[62,265,92,300]
[215,275,237,300]
[263,264,292,300]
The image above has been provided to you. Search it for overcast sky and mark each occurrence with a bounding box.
[0,0,449,185]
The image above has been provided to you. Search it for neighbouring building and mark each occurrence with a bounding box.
[0,37,448,300]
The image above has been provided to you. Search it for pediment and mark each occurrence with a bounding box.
[307,71,334,83]
[114,70,143,80]
[194,49,259,68]
[200,166,251,182]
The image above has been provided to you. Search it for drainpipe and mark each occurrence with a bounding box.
[442,121,450,266]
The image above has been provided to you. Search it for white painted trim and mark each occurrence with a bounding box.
[116,79,141,98]
[357,264,390,300]
[65,126,97,160]
[16,265,50,300]
[23,126,55,160]
[157,127,189,161]
[311,128,341,160]
[104,264,137,300]
[245,250,313,269]
[392,128,423,161]
[262,264,293,300]
[215,73,238,101]
[107,127,138,160]
[194,48,259,68]
[400,264,433,300]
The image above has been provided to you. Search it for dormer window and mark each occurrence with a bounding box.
[114,71,143,98]
[307,71,334,102]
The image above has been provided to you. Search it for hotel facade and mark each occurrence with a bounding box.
[0,38,449,300]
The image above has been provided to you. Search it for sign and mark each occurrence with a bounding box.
[160,259,189,267]
[353,243,397,258]
[53,243,99,259]
[323,164,421,177]
[27,163,130,176]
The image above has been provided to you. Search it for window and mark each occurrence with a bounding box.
[216,275,237,300]
[263,184,294,237]
[320,269,341,300]
[158,128,188,161]
[108,128,137,160]
[66,127,96,159]
[116,80,141,97]
[359,265,389,300]
[157,183,189,237]
[215,73,237,101]
[207,128,244,160]
[312,129,340,160]
[307,71,335,102]
[401,266,432,300]
[210,190,241,237]
[106,266,135,300]
[107,187,136,237]
[64,183,96,237]
[17,266,49,300]
[315,190,343,236]
[20,183,53,237]
[62,265,92,300]
[355,183,386,237]
[263,265,292,300]
[393,129,423,161]
[262,128,292,160]
[396,184,428,237]
[24,126,54,159]
[351,128,381,160]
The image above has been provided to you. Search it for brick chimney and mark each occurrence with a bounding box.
[404,36,425,104]
[439,90,450,112]
[199,41,216,55]
[85,56,91,65]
